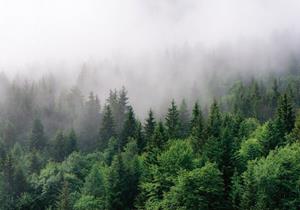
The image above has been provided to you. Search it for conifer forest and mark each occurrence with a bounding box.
[1,1,300,210]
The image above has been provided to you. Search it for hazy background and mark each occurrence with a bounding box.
[1,0,300,116]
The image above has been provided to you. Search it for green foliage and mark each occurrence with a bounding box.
[165,100,180,139]
[1,76,300,210]
[207,100,222,138]
[162,162,224,210]
[240,143,300,209]
[74,195,104,210]
[120,106,137,149]
[99,105,115,151]
[190,102,206,151]
[29,118,46,151]
[238,138,263,171]
[144,109,156,144]
[179,99,190,138]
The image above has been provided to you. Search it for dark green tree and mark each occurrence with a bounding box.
[106,154,127,210]
[29,118,46,151]
[120,106,136,149]
[99,105,115,150]
[207,100,222,138]
[190,102,205,151]
[149,121,168,150]
[165,100,180,139]
[65,129,77,156]
[144,109,156,144]
[179,99,190,138]
[52,131,66,162]
[276,93,295,134]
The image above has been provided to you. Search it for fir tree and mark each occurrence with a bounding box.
[120,106,136,150]
[276,93,295,134]
[99,105,115,150]
[65,129,77,156]
[190,102,205,150]
[165,100,180,139]
[207,100,222,138]
[179,99,190,138]
[144,109,156,143]
[29,118,46,151]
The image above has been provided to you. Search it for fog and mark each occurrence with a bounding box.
[1,0,300,116]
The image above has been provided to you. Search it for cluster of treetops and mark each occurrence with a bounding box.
[0,73,300,210]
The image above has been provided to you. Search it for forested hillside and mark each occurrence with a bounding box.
[0,72,300,210]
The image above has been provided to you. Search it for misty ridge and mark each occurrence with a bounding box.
[1,1,300,210]
[2,34,300,117]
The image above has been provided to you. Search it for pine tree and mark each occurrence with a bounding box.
[135,121,145,152]
[276,93,295,134]
[120,106,136,150]
[80,92,101,152]
[106,154,127,210]
[165,100,180,139]
[179,99,190,138]
[190,102,205,150]
[52,131,66,162]
[29,118,46,151]
[99,105,115,150]
[207,100,222,138]
[65,129,77,156]
[116,87,129,134]
[149,121,168,150]
[144,109,156,143]
[2,122,16,149]
[83,164,105,198]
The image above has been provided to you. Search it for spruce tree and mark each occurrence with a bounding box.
[65,129,77,156]
[52,131,66,162]
[135,121,145,152]
[165,100,180,139]
[144,109,156,143]
[29,118,46,151]
[99,105,115,150]
[120,106,136,149]
[106,154,127,210]
[207,100,222,138]
[179,99,190,138]
[276,93,295,134]
[83,164,105,198]
[190,102,205,150]
[150,121,168,150]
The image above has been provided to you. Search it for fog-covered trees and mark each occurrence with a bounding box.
[0,73,300,210]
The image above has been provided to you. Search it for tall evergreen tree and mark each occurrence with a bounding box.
[179,99,190,138]
[79,92,101,152]
[144,109,156,143]
[29,118,46,151]
[120,106,136,149]
[190,102,205,150]
[165,100,180,139]
[106,154,127,210]
[65,129,77,156]
[207,100,222,138]
[276,93,295,134]
[149,121,168,150]
[135,121,145,152]
[52,131,66,162]
[99,105,115,150]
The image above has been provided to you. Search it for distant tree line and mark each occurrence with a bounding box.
[0,72,300,209]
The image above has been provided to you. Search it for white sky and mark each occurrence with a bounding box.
[0,0,300,75]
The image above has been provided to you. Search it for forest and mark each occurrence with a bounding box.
[0,69,300,210]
